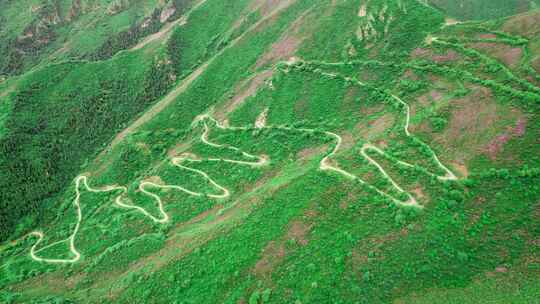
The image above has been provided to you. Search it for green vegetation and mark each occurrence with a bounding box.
[0,0,539,303]
[168,0,254,76]
[429,0,535,20]
[0,0,195,75]
[0,48,176,241]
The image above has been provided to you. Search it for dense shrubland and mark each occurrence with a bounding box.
[0,51,176,241]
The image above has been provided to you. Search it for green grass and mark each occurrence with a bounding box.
[0,0,41,40]
[0,46,175,241]
[398,276,540,304]
[168,0,254,76]
[0,0,179,75]
[429,0,533,20]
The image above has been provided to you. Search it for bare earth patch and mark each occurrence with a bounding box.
[15,268,87,296]
[217,70,274,120]
[255,107,269,128]
[444,18,460,27]
[256,36,302,68]
[253,219,311,277]
[254,3,312,68]
[478,33,497,39]
[430,90,443,101]
[469,42,523,68]
[485,134,512,159]
[144,176,165,185]
[340,131,356,150]
[250,0,296,17]
[351,231,401,268]
[340,191,358,209]
[484,117,527,160]
[451,162,469,178]
[360,103,385,116]
[132,17,186,51]
[340,86,359,112]
[513,117,527,136]
[286,220,311,246]
[296,144,328,164]
[356,113,395,140]
[436,85,498,161]
[411,48,459,63]
[401,69,420,81]
[167,140,192,158]
[412,186,426,199]
[293,97,308,118]
[502,10,540,38]
[229,0,297,50]
[358,4,367,17]
[253,241,285,277]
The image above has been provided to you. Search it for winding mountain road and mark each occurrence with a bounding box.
[26,57,459,264]
[27,117,269,263]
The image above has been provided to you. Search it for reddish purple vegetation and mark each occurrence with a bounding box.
[411,49,459,62]
[430,90,442,101]
[485,118,527,159]
[485,134,511,159]
[479,33,497,39]
[431,50,459,63]
[513,118,527,137]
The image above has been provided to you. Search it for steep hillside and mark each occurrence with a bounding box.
[427,0,540,20]
[0,0,192,75]
[0,0,539,303]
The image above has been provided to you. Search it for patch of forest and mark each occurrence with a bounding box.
[0,52,175,241]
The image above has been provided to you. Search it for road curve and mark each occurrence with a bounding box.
[27,59,460,263]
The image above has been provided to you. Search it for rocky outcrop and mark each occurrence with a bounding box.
[160,2,176,23]
[16,1,62,49]
[67,0,82,22]
[107,0,131,16]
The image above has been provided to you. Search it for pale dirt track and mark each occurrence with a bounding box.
[0,0,461,267]
[27,101,457,263]
[107,0,298,152]
[25,56,461,264]
[28,116,269,263]
[23,9,539,266]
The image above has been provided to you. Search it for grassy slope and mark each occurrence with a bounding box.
[0,0,539,303]
[428,0,536,20]
[0,45,176,240]
[0,0,191,76]
[0,0,207,242]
